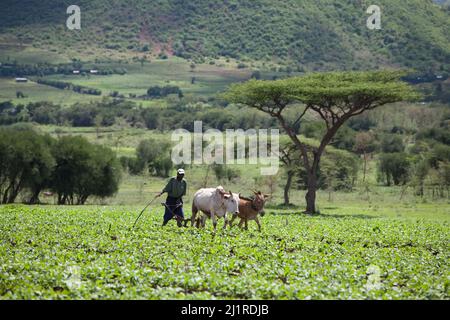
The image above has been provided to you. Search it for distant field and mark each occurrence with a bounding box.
[0,58,253,106]
[45,58,251,97]
[38,126,169,155]
[0,78,103,105]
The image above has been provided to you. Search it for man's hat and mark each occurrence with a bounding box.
[177,168,185,175]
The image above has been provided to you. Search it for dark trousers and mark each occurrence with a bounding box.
[163,196,184,225]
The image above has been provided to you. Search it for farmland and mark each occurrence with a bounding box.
[0,78,104,106]
[44,59,252,98]
[0,58,253,106]
[0,203,448,299]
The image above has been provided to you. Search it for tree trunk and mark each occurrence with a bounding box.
[2,186,10,204]
[80,194,89,205]
[284,171,294,206]
[7,182,22,204]
[2,180,17,204]
[305,172,317,214]
[58,193,67,205]
[362,153,367,182]
[28,189,41,205]
[202,165,210,188]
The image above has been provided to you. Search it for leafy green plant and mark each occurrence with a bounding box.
[0,205,448,299]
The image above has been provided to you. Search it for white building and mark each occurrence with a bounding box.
[15,77,28,83]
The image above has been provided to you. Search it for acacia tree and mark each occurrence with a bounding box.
[353,131,377,182]
[224,70,419,213]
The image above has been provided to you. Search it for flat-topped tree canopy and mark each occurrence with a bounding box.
[224,70,421,160]
[289,71,419,115]
[224,70,420,117]
[223,70,420,214]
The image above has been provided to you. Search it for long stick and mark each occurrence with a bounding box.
[132,196,157,229]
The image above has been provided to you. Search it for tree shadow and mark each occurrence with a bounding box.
[267,211,380,220]
[317,213,380,220]
[265,203,302,210]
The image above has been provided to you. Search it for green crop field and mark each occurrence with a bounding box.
[0,204,448,299]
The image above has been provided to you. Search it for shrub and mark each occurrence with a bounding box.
[51,136,121,204]
[378,153,411,186]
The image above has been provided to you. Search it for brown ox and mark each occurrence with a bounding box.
[229,191,269,231]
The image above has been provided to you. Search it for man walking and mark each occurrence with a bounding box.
[157,169,187,227]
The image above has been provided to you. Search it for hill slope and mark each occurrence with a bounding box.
[0,0,449,72]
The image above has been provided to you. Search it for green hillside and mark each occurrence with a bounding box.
[0,0,449,72]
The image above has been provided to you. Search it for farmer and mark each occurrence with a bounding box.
[157,168,187,227]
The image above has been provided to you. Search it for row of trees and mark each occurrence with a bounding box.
[378,140,450,195]
[0,100,278,130]
[279,136,449,205]
[0,127,121,205]
[36,79,102,96]
[0,62,127,77]
[147,86,183,99]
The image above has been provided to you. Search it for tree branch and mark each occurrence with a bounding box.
[292,105,310,128]
[276,113,311,170]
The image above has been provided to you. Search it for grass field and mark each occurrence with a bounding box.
[0,78,104,106]
[0,203,448,299]
[45,58,251,98]
[0,57,253,106]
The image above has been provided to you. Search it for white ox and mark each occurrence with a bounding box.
[191,186,240,230]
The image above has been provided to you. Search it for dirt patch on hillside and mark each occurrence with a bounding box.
[138,21,175,57]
